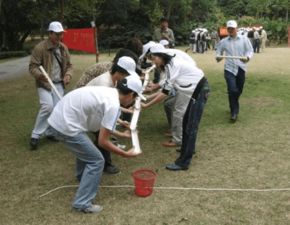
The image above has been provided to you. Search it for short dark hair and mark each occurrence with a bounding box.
[125,37,143,57]
[160,17,168,23]
[113,49,138,64]
[116,78,138,97]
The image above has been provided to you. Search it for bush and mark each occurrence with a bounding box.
[239,17,288,44]
[0,51,28,59]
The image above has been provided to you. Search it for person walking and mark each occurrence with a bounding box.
[153,17,175,48]
[216,20,253,122]
[142,44,210,170]
[29,21,73,150]
[253,28,260,53]
[260,27,267,52]
[47,75,143,213]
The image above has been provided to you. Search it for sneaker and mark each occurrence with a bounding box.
[165,163,188,171]
[30,138,39,151]
[76,204,103,214]
[103,164,120,174]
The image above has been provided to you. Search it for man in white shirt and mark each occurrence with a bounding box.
[47,75,144,213]
[216,20,253,122]
[86,56,139,174]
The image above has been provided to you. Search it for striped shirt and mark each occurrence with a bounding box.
[216,34,253,75]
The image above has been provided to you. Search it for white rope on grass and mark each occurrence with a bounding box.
[38,185,290,199]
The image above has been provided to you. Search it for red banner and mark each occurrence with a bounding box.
[63,28,96,53]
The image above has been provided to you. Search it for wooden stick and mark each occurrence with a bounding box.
[131,130,141,154]
[39,66,62,99]
[217,55,248,60]
[142,65,155,91]
[130,97,141,131]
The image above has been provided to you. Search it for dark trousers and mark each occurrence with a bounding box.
[224,68,245,116]
[175,81,209,168]
[94,131,112,168]
[253,39,260,53]
[153,68,161,84]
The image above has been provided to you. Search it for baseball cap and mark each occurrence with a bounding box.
[159,39,169,46]
[139,41,156,59]
[122,75,146,101]
[48,21,64,33]
[117,56,138,77]
[149,43,174,56]
[226,20,238,28]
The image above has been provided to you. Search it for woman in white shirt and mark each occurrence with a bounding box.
[142,44,210,171]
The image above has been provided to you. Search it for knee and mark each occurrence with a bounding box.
[40,102,54,113]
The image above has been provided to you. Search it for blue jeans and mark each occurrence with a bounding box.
[224,68,245,116]
[175,81,209,168]
[50,127,104,209]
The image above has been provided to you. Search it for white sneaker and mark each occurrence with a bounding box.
[77,205,103,214]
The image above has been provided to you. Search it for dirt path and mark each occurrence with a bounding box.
[0,56,30,81]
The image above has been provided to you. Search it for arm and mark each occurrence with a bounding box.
[215,41,224,62]
[98,127,139,157]
[111,129,131,139]
[142,91,167,109]
[29,45,48,82]
[63,46,73,85]
[120,107,133,114]
[244,37,254,60]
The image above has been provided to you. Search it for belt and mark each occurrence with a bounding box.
[52,81,63,84]
[191,77,207,100]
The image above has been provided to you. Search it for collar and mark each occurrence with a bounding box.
[228,34,241,40]
[46,39,61,50]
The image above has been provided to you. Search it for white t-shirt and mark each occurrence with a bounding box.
[166,49,197,66]
[48,86,121,137]
[164,56,204,94]
[86,71,114,87]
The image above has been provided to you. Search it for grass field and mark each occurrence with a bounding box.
[0,48,290,225]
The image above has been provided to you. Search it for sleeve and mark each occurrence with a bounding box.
[101,105,121,131]
[167,61,181,83]
[169,29,175,43]
[244,37,254,59]
[29,45,43,80]
[215,39,224,56]
[64,46,73,77]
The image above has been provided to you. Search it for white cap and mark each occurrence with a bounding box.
[123,75,146,101]
[149,43,166,54]
[149,43,175,57]
[159,39,169,46]
[226,20,238,28]
[139,41,156,59]
[48,21,64,33]
[117,56,138,77]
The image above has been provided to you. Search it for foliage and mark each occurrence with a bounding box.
[239,16,288,43]
[0,0,289,51]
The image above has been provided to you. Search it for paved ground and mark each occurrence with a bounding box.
[0,56,30,81]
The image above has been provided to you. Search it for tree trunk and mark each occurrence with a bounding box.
[286,7,289,23]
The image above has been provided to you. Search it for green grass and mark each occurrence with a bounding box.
[1,48,290,225]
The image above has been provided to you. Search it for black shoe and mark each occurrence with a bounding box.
[165,163,188,171]
[103,165,120,174]
[46,135,59,142]
[30,138,39,151]
[230,114,238,123]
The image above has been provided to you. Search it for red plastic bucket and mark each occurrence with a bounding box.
[132,169,157,197]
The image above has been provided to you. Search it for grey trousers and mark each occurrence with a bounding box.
[170,91,191,145]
